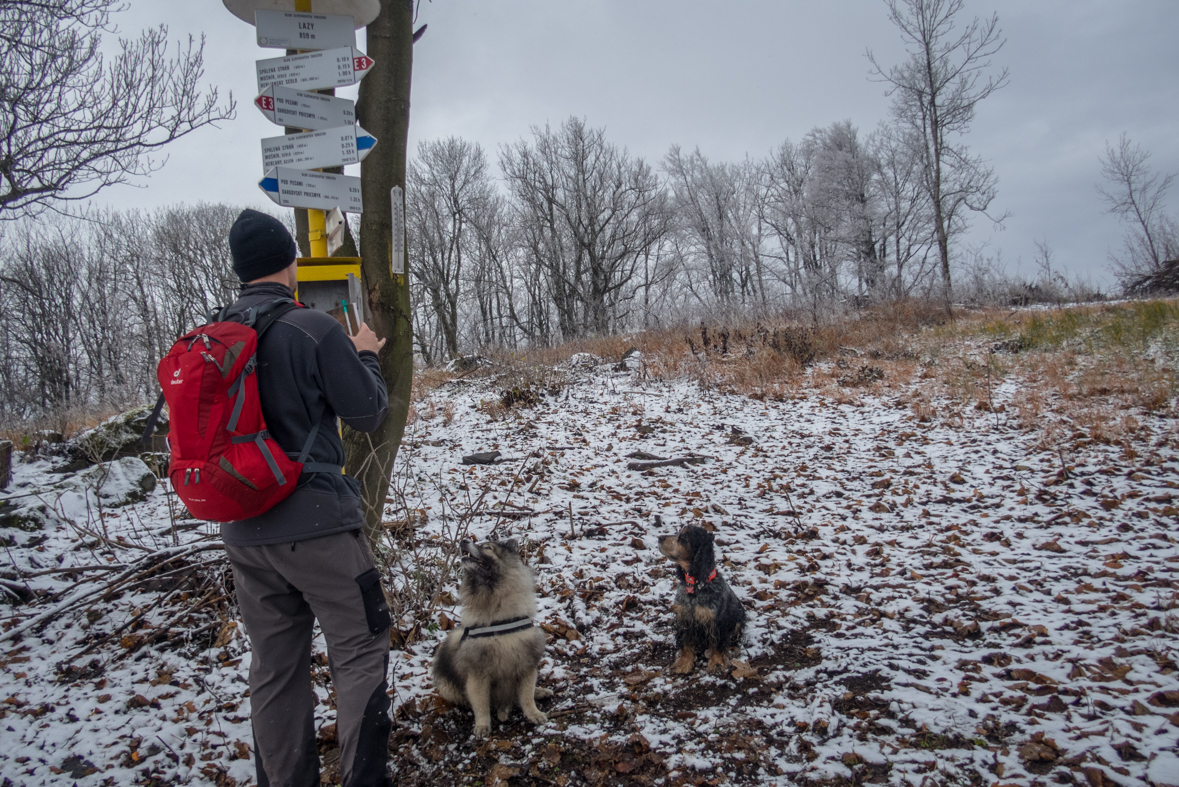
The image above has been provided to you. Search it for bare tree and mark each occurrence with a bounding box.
[664,146,768,313]
[0,221,87,413]
[149,203,243,340]
[465,190,525,348]
[407,137,495,359]
[764,136,841,305]
[502,117,669,338]
[807,121,885,299]
[0,0,235,217]
[871,122,936,297]
[1098,133,1179,288]
[868,0,1008,311]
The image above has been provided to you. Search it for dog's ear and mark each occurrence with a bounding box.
[499,538,520,554]
[687,528,715,580]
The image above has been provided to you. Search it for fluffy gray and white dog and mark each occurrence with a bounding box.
[431,538,550,738]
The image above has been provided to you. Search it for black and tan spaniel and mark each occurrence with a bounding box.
[657,523,747,673]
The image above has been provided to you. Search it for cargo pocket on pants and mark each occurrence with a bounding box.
[355,568,391,634]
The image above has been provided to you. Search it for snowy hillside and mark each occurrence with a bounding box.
[1,311,1178,787]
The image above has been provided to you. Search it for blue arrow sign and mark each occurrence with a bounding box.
[259,167,363,213]
[260,124,377,171]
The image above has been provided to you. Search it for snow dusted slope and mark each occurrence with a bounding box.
[1,346,1177,786]
[385,354,1179,786]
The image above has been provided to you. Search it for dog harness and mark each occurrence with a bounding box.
[684,568,718,594]
[460,616,533,641]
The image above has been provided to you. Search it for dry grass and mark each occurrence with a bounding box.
[1,406,127,450]
[434,299,1179,448]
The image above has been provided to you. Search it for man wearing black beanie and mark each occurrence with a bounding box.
[218,208,394,787]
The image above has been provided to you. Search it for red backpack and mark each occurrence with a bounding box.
[142,299,338,523]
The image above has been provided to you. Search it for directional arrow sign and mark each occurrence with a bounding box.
[255,10,355,50]
[255,86,356,130]
[256,46,375,93]
[259,167,363,213]
[261,125,375,170]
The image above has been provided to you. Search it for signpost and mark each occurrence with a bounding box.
[255,10,355,50]
[261,125,375,170]
[254,85,357,130]
[223,0,380,27]
[259,167,363,213]
[229,0,381,322]
[255,46,375,93]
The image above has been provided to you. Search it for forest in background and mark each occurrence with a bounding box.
[7,112,1164,427]
[4,0,1178,428]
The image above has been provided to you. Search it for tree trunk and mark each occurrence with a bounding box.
[344,0,414,548]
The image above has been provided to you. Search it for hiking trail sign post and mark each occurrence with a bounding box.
[261,124,375,170]
[223,0,379,27]
[260,168,363,213]
[255,47,375,93]
[224,0,379,317]
[254,9,356,50]
[254,85,356,130]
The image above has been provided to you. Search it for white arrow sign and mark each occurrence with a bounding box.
[259,167,363,213]
[256,46,375,93]
[260,125,375,171]
[255,10,355,50]
[255,86,356,130]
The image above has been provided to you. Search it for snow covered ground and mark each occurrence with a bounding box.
[1,336,1178,786]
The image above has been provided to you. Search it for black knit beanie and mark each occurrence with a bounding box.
[229,209,298,282]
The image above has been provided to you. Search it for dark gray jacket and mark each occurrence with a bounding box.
[219,282,388,546]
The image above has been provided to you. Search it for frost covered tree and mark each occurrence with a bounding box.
[871,122,936,298]
[807,121,884,298]
[407,137,496,360]
[0,204,253,422]
[1097,134,1179,290]
[869,0,1008,311]
[663,146,768,312]
[0,0,234,217]
[501,117,669,338]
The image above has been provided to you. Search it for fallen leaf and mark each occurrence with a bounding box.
[1148,690,1179,707]
[486,763,519,786]
[731,660,758,680]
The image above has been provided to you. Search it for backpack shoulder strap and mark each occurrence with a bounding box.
[252,299,301,338]
[140,392,167,449]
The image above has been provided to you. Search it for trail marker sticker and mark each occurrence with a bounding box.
[259,167,364,213]
[255,46,375,93]
[254,85,357,130]
[260,125,375,170]
[255,10,355,50]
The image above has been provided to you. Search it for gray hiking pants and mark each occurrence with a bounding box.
[226,531,392,787]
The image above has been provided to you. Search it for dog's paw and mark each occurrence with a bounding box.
[533,687,553,699]
[473,723,491,739]
[671,658,694,675]
[524,710,548,726]
[705,652,730,674]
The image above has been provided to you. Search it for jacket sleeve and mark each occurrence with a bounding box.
[315,323,389,433]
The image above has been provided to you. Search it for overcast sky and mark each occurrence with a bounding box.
[95,0,1179,290]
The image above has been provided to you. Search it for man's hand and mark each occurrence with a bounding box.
[350,322,387,355]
